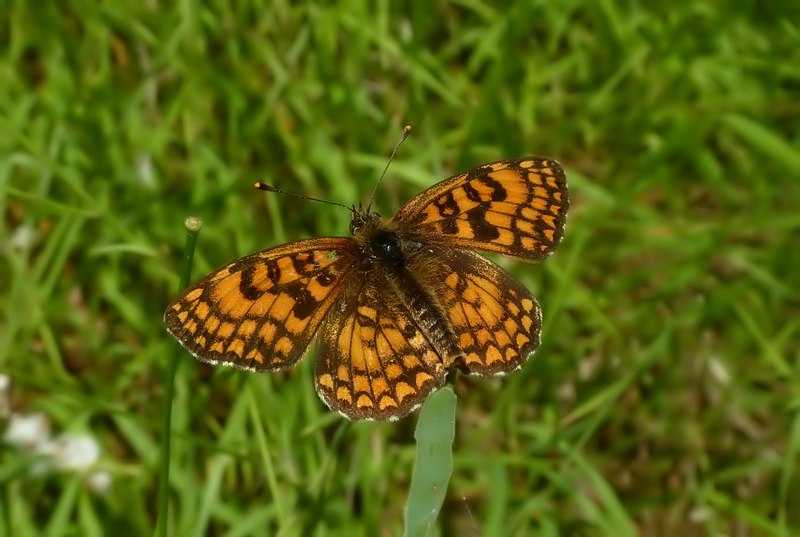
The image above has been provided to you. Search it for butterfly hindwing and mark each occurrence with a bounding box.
[314,272,447,421]
[426,247,542,375]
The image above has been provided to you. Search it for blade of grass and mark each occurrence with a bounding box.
[247,383,286,527]
[722,114,800,174]
[156,216,202,537]
[403,385,457,537]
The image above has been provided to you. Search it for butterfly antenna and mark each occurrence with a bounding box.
[366,125,412,212]
[254,182,352,211]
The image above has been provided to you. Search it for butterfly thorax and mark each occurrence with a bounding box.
[348,207,464,366]
[351,209,407,270]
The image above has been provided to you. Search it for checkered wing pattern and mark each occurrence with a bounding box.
[393,158,568,261]
[164,238,356,370]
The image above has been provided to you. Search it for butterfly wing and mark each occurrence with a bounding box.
[392,158,568,261]
[422,246,542,375]
[314,272,448,421]
[164,238,357,370]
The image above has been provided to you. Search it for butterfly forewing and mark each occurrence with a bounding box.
[392,158,568,261]
[164,238,356,370]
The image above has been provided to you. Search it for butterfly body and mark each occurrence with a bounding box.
[346,209,465,375]
[350,210,407,269]
[165,157,569,420]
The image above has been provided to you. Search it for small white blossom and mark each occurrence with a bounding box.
[3,412,51,450]
[42,433,101,471]
[85,470,112,493]
[9,224,38,251]
[4,410,109,493]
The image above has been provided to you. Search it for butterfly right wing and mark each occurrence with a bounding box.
[392,158,568,261]
[164,237,357,371]
[422,246,542,376]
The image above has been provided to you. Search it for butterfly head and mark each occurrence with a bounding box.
[349,204,382,236]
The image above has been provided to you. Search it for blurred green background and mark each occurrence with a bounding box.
[2,1,799,535]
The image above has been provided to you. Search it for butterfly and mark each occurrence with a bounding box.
[164,157,569,421]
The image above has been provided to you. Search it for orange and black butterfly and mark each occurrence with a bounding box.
[164,157,569,421]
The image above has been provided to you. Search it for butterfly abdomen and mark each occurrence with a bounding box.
[356,219,463,366]
[388,265,463,367]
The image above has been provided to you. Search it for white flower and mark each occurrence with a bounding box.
[4,410,109,493]
[3,412,51,450]
[42,433,101,471]
[85,470,112,493]
[9,224,38,251]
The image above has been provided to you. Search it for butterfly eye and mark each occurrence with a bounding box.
[349,217,363,235]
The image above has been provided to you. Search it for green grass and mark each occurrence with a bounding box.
[2,1,799,535]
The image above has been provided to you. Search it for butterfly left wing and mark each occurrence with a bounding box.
[164,238,357,370]
[392,158,568,261]
[314,273,448,421]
